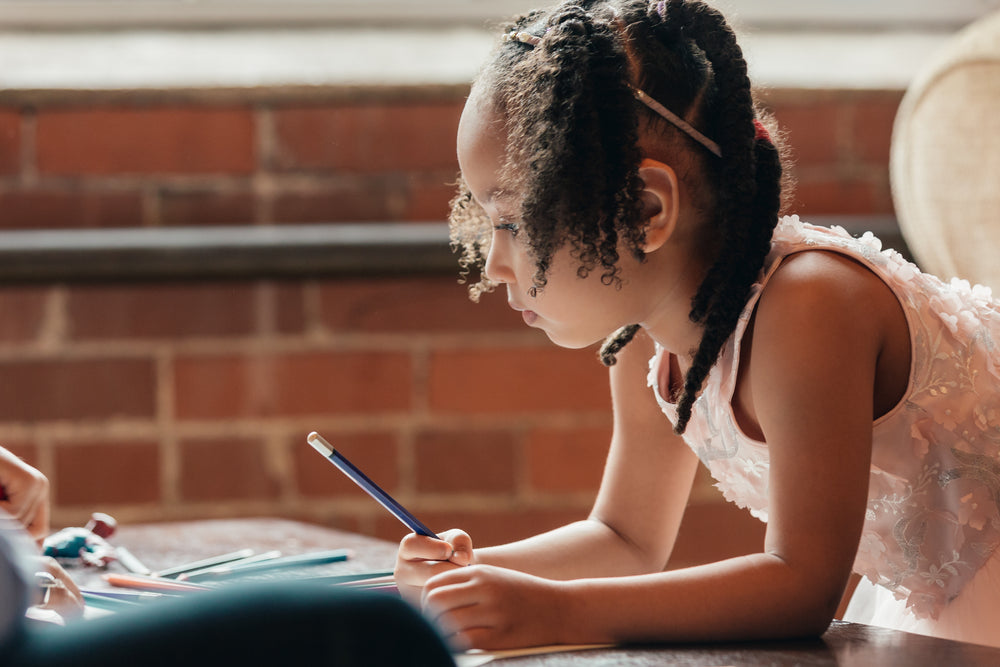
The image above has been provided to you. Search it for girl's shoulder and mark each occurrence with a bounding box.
[765,215,1000,323]
[761,216,937,318]
[756,218,906,328]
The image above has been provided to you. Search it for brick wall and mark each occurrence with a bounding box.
[0,85,904,567]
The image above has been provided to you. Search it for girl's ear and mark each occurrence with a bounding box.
[637,158,680,254]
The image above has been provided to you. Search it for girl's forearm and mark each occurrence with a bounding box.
[554,552,843,645]
[475,517,668,580]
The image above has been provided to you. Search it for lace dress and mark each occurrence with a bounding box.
[648,216,1000,647]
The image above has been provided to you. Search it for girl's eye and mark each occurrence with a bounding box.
[494,220,520,238]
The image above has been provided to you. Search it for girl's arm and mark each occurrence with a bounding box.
[474,330,700,579]
[395,330,699,593]
[424,252,890,649]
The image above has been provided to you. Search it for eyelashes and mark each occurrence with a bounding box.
[494,220,519,234]
[494,219,520,238]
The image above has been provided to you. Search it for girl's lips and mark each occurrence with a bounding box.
[508,299,537,325]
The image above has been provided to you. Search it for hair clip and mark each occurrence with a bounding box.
[502,30,542,47]
[632,87,722,157]
[753,119,772,144]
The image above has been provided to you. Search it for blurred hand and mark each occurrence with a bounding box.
[32,556,84,620]
[0,448,50,542]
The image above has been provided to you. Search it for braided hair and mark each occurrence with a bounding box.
[449,0,784,434]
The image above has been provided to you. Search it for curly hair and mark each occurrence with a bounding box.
[450,0,784,434]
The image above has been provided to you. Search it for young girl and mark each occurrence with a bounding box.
[394,0,1000,651]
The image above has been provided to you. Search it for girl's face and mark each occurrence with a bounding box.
[456,95,650,349]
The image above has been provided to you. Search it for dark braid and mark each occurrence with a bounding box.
[599,324,641,365]
[449,0,783,434]
[450,1,646,298]
[506,2,647,291]
[645,0,781,433]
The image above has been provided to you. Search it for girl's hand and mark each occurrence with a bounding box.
[394,528,474,603]
[422,564,567,651]
[0,448,50,542]
[31,555,84,619]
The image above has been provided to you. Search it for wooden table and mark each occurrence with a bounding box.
[73,518,1000,666]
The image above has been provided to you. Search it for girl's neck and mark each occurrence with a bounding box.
[635,246,707,364]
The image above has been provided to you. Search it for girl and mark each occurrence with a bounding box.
[394,0,1000,652]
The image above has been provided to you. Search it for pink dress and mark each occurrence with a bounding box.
[648,216,1000,647]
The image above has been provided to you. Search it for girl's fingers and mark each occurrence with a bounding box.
[447,531,474,566]
[399,532,455,561]
[33,557,84,619]
[435,608,493,653]
[20,487,49,540]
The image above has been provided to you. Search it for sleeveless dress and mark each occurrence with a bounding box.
[648,215,1000,647]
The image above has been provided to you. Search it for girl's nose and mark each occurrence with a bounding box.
[484,230,516,284]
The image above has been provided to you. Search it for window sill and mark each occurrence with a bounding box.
[0,27,952,103]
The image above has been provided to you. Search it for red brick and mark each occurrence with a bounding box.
[173,350,412,419]
[428,346,610,414]
[850,96,902,164]
[0,109,20,175]
[0,189,143,230]
[274,284,307,334]
[159,188,257,226]
[404,176,456,222]
[374,507,587,547]
[273,102,462,173]
[772,101,843,167]
[0,358,155,421]
[318,276,522,333]
[67,283,257,340]
[54,439,160,505]
[36,106,255,175]
[293,431,399,498]
[0,287,49,343]
[271,184,395,223]
[179,436,279,501]
[792,177,891,216]
[415,430,517,494]
[526,426,610,493]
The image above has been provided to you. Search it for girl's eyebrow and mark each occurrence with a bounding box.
[485,187,516,204]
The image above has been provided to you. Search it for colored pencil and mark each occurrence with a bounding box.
[104,572,212,593]
[182,549,352,581]
[154,548,256,579]
[308,431,439,538]
[176,550,282,581]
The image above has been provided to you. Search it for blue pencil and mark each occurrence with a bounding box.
[307,431,439,538]
[155,548,256,579]
[81,588,169,603]
[183,549,352,581]
[82,591,141,610]
[177,550,283,581]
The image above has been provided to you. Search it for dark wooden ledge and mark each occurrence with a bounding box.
[0,222,456,284]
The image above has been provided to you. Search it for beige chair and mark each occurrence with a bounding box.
[891,10,1000,289]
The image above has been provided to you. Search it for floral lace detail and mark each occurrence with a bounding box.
[648,215,1000,620]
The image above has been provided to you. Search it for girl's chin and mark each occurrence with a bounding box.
[540,328,608,351]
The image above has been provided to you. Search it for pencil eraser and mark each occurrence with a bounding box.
[307,432,334,457]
